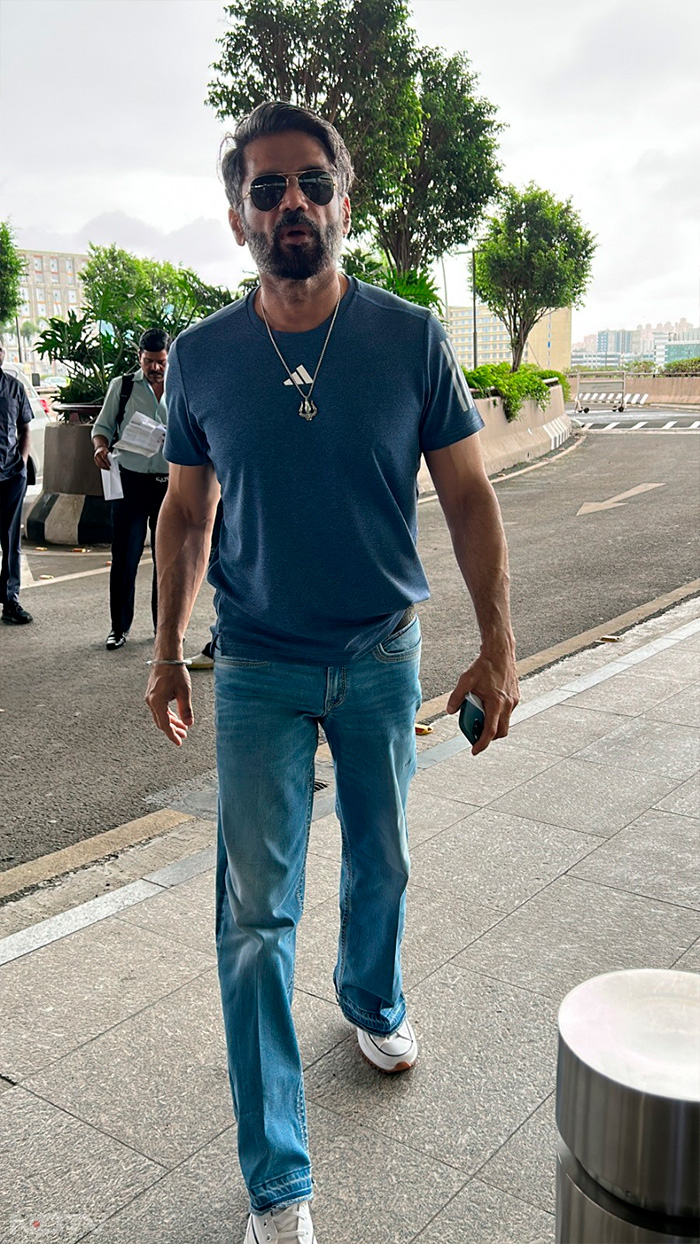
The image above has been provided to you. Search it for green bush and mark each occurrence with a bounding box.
[461,361,551,421]
[663,356,700,377]
[525,366,571,400]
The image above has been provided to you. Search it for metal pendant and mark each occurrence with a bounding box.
[299,397,318,421]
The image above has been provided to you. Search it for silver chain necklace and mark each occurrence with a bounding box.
[259,293,341,421]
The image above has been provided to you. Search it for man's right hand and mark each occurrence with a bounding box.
[145,664,194,746]
[93,439,111,472]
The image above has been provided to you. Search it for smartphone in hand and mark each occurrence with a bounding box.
[458,692,485,746]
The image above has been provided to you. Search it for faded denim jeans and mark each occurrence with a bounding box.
[214,615,422,1213]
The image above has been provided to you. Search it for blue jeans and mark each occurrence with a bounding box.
[214,615,422,1213]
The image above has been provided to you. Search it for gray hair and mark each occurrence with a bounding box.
[220,101,354,209]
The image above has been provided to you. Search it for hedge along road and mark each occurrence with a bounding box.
[1,428,698,872]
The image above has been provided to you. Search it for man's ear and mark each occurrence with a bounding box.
[341,195,352,237]
[229,206,246,248]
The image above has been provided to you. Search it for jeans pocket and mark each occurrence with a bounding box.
[373,615,421,663]
[215,653,272,668]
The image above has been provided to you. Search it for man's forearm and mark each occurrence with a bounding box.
[446,479,515,657]
[18,427,30,462]
[154,495,214,659]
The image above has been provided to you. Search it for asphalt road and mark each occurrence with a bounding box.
[1,422,698,871]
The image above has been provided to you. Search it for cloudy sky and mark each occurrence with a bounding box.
[1,0,698,339]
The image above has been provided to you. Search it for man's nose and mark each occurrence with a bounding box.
[279,175,309,211]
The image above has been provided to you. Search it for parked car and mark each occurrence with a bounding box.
[2,362,49,486]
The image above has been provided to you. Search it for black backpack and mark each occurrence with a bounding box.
[110,372,136,447]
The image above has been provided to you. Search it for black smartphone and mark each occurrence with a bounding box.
[458,693,485,746]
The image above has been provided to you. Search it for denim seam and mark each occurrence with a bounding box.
[249,1166,313,1199]
[373,642,422,665]
[338,994,407,1033]
[334,805,352,998]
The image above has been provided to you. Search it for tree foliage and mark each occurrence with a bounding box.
[207,0,421,232]
[0,220,26,326]
[663,356,700,376]
[343,245,442,312]
[206,0,501,270]
[36,244,234,406]
[462,361,551,422]
[475,185,596,371]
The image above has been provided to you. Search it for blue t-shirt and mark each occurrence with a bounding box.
[165,277,483,664]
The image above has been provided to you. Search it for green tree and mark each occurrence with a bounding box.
[343,245,442,311]
[206,1,501,272]
[0,220,26,325]
[207,0,420,233]
[663,356,700,376]
[20,319,39,350]
[475,184,596,371]
[36,244,234,406]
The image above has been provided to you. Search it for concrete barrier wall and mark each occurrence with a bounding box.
[570,375,700,405]
[418,385,571,492]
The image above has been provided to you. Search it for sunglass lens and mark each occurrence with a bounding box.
[298,173,335,205]
[250,177,287,211]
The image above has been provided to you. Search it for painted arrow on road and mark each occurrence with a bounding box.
[577,483,666,516]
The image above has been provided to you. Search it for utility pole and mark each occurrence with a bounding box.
[471,250,478,369]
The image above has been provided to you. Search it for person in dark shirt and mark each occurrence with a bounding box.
[0,340,33,625]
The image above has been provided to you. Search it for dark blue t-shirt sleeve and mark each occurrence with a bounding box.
[164,340,211,466]
[419,315,484,452]
[17,384,33,425]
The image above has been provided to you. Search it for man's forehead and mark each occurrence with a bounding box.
[243,132,331,177]
[140,350,167,361]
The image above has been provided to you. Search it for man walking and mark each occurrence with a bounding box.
[0,339,33,626]
[92,328,170,649]
[146,103,518,1244]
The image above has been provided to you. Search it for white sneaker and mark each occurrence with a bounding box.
[185,647,214,670]
[244,1201,316,1243]
[357,1018,418,1073]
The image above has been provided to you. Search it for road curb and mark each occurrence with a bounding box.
[0,809,193,904]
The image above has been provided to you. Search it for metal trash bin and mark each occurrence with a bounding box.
[556,969,700,1242]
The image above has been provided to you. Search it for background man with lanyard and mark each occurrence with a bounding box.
[92,328,170,650]
[0,338,33,626]
[146,103,519,1244]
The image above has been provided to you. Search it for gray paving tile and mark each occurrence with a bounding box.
[477,1093,557,1214]
[308,811,342,860]
[569,809,700,910]
[673,938,700,972]
[656,772,700,818]
[0,1088,163,1243]
[115,870,216,957]
[78,1126,247,1243]
[648,682,700,727]
[411,741,556,808]
[509,702,626,756]
[308,1102,467,1242]
[22,971,232,1167]
[22,972,349,1169]
[305,965,558,1174]
[308,788,475,863]
[411,1177,554,1243]
[455,877,700,999]
[293,879,502,1004]
[627,645,700,681]
[565,669,686,717]
[492,757,678,837]
[411,809,595,912]
[575,718,700,781]
[0,918,212,1081]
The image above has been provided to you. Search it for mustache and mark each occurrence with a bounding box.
[273,210,321,242]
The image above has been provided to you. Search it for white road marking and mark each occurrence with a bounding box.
[662,420,677,429]
[577,482,666,516]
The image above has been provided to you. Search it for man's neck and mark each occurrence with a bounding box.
[255,268,347,332]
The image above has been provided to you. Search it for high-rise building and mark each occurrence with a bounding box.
[447,303,571,372]
[17,249,88,327]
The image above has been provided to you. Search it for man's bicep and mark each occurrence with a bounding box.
[166,462,220,525]
[424,435,490,518]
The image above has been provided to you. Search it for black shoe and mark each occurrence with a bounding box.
[106,630,127,650]
[1,600,33,625]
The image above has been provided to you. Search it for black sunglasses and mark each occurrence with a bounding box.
[244,170,337,212]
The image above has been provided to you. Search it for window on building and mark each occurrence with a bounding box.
[19,286,28,299]
[50,257,58,272]
[34,256,43,272]
[65,258,73,273]
[35,286,45,299]
[51,274,59,285]
[53,290,62,303]
[68,289,77,304]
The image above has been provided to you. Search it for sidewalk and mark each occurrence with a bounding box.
[1,599,699,1243]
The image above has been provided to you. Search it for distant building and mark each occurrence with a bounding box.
[655,338,700,368]
[572,319,699,368]
[17,248,88,327]
[447,303,571,372]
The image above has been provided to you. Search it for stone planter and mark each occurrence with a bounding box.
[27,419,113,545]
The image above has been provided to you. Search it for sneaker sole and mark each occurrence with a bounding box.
[359,1047,417,1074]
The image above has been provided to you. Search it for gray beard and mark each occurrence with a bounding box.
[243,210,344,281]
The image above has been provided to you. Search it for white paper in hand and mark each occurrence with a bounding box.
[112,410,166,457]
[101,452,123,500]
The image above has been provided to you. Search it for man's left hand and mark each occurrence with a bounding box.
[446,650,520,756]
